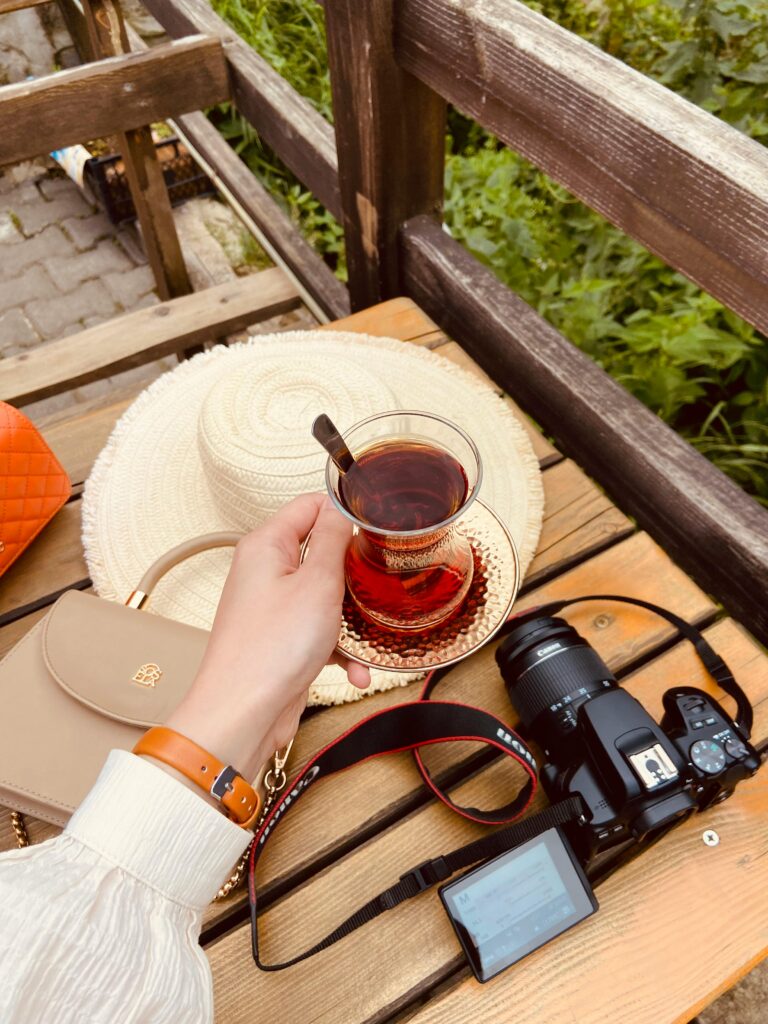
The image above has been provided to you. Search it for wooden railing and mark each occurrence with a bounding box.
[0,35,227,165]
[96,0,768,644]
[396,0,768,336]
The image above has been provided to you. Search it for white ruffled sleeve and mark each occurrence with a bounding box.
[0,750,251,1024]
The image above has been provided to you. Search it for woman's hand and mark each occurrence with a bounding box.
[164,493,370,782]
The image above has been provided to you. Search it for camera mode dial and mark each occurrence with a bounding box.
[689,739,726,775]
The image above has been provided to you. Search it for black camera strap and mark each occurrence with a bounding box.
[510,595,753,738]
[247,700,587,970]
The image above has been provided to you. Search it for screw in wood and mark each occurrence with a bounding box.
[702,829,720,847]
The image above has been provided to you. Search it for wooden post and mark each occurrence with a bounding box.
[83,0,193,303]
[323,0,445,310]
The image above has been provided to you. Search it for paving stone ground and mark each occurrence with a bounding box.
[1,170,156,349]
[0,3,167,416]
[0,5,313,422]
[0,158,314,422]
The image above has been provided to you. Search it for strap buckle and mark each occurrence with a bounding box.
[401,856,451,893]
[379,856,451,912]
[211,764,239,801]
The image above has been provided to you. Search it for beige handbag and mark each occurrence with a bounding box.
[0,532,242,831]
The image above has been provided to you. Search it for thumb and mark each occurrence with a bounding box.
[302,497,353,580]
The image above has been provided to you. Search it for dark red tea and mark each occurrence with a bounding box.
[338,439,468,531]
[339,440,473,630]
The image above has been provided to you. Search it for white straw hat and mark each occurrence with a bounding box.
[82,330,544,705]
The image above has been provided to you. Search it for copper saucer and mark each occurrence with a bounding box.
[335,499,520,672]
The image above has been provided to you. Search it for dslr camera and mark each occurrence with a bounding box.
[496,602,761,864]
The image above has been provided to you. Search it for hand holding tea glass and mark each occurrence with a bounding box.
[316,410,520,671]
[166,493,371,783]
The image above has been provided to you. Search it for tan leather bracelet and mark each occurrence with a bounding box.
[133,726,261,829]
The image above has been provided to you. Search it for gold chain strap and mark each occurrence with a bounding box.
[214,742,293,901]
[10,810,29,848]
[9,741,294,903]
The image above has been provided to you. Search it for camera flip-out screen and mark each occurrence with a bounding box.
[440,827,598,982]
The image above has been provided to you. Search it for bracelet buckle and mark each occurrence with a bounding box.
[210,764,239,801]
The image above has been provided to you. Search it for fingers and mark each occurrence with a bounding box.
[301,496,353,579]
[246,493,326,572]
[346,660,372,690]
[267,492,326,544]
[330,651,371,690]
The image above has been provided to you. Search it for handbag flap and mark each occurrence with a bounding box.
[0,401,71,576]
[42,589,209,728]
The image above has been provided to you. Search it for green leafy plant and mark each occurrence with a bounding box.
[210,0,768,504]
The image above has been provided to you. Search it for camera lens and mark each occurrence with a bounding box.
[496,616,617,761]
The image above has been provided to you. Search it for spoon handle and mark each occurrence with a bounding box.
[312,414,356,474]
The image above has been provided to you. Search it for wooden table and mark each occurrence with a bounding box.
[1,299,766,1024]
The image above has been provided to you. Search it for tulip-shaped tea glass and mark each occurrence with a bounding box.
[326,411,483,632]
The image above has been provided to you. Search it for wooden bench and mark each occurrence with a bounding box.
[1,0,767,1019]
[1,298,766,1024]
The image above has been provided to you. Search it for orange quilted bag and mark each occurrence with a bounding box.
[0,402,71,577]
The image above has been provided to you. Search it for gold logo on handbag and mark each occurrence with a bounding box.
[131,663,163,688]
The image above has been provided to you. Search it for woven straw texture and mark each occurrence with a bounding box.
[82,331,544,705]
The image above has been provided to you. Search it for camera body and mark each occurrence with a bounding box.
[496,615,761,864]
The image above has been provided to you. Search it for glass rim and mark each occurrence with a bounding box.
[324,409,483,537]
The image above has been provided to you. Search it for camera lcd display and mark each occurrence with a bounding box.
[439,827,598,982]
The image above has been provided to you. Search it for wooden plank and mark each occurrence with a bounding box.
[400,216,768,648]
[0,35,229,167]
[84,0,193,305]
[56,0,93,63]
[112,126,193,301]
[173,110,350,321]
[208,619,768,1023]
[320,296,446,346]
[400,796,768,1022]
[324,0,445,309]
[0,593,747,911]
[0,269,301,406]
[396,0,768,338]
[0,502,87,619]
[430,340,560,466]
[252,769,768,1024]
[523,458,632,586]
[38,396,134,491]
[140,0,341,220]
[0,0,50,12]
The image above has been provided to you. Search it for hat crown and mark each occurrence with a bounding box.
[197,355,397,529]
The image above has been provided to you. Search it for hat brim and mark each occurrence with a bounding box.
[82,331,544,705]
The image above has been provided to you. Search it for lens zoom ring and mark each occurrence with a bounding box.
[508,646,613,728]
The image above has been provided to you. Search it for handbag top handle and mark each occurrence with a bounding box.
[126,532,243,610]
